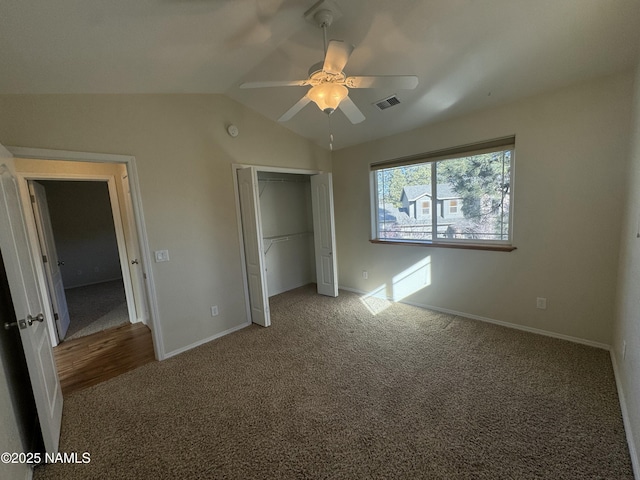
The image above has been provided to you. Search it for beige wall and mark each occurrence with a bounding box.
[613,63,640,473]
[0,95,331,355]
[332,72,633,346]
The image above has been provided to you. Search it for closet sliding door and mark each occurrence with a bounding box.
[237,167,270,327]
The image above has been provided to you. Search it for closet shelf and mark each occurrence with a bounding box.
[258,178,309,183]
[264,232,312,241]
[258,177,309,197]
[263,231,313,254]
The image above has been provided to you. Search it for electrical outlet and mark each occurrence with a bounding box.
[211,306,219,317]
[362,270,368,279]
[536,297,547,310]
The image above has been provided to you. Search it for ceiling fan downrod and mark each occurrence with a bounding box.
[313,9,334,56]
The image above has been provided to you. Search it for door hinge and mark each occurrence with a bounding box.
[42,255,48,263]
[30,194,35,203]
[54,313,59,321]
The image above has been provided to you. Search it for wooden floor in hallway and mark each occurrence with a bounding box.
[53,322,156,395]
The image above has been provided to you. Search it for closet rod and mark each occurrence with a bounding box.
[264,231,312,241]
[263,231,313,254]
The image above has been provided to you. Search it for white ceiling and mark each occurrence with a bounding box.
[1,0,639,150]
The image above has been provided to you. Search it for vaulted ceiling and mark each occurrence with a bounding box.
[1,0,639,150]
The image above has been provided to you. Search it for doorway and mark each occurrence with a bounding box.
[7,149,161,359]
[31,180,131,341]
[235,166,338,327]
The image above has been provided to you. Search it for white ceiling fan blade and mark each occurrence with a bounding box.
[278,95,311,122]
[323,40,354,75]
[346,75,419,90]
[338,96,365,124]
[240,80,308,89]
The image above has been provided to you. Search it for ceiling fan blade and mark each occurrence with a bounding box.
[323,40,354,75]
[278,95,311,122]
[240,80,308,89]
[338,96,365,124]
[346,75,419,90]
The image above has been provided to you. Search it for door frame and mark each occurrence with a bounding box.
[6,146,164,359]
[232,164,325,325]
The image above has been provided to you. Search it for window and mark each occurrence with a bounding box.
[372,137,515,249]
[421,199,431,216]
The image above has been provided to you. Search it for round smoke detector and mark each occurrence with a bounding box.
[227,124,239,138]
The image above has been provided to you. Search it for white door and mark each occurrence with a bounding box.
[29,181,71,340]
[237,167,270,327]
[119,171,149,323]
[0,145,62,453]
[311,173,338,297]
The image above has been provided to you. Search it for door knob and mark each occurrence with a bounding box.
[27,314,44,326]
[4,319,27,330]
[131,259,139,265]
[57,261,65,266]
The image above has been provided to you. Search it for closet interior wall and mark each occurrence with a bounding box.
[258,172,315,297]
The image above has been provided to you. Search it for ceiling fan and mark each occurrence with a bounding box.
[239,0,419,124]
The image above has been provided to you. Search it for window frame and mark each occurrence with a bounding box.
[370,137,516,252]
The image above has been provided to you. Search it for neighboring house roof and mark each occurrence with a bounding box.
[378,205,399,222]
[402,185,430,202]
[401,184,461,202]
[378,205,412,223]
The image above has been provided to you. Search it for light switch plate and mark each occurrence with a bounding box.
[154,250,170,262]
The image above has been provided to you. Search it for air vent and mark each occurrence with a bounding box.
[373,95,401,111]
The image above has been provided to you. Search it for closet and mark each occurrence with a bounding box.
[236,166,337,327]
[258,172,315,297]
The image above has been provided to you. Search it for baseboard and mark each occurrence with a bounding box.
[162,321,252,360]
[610,351,640,479]
[339,285,611,350]
[64,277,124,290]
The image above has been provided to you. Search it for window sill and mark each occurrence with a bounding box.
[370,239,517,252]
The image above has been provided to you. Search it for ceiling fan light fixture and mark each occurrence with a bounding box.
[308,83,348,114]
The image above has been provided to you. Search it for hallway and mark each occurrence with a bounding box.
[64,280,129,341]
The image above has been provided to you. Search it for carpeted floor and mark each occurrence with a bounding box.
[64,280,129,341]
[34,285,632,479]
